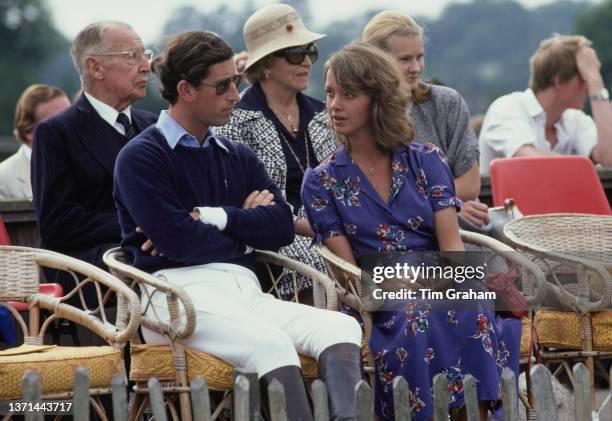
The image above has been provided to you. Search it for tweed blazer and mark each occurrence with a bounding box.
[216,107,336,202]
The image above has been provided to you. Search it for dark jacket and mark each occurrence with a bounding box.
[32,93,157,264]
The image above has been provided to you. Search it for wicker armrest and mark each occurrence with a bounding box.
[459,230,550,307]
[0,245,140,346]
[314,244,363,312]
[103,248,196,341]
[255,250,337,309]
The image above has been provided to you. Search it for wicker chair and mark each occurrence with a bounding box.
[504,213,612,410]
[0,245,140,421]
[103,247,337,421]
[315,230,549,413]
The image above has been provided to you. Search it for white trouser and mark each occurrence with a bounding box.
[141,263,362,377]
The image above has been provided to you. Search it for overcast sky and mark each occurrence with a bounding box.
[47,0,597,43]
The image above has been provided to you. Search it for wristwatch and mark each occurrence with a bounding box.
[589,88,610,102]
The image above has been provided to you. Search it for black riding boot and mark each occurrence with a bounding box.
[318,343,362,421]
[260,365,313,421]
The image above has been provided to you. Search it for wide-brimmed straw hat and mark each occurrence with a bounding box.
[243,3,326,71]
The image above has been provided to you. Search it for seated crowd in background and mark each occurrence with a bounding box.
[479,34,612,175]
[0,84,69,201]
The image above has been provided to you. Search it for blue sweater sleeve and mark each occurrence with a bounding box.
[221,145,295,250]
[114,141,249,265]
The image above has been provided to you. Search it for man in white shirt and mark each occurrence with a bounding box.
[479,34,612,176]
[0,85,69,201]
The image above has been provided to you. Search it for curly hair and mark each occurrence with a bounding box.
[152,31,234,104]
[325,42,414,153]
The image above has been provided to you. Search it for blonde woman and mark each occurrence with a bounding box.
[363,11,489,229]
[216,3,335,300]
[302,42,518,421]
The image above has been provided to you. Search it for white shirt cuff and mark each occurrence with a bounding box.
[245,245,254,255]
[194,207,228,231]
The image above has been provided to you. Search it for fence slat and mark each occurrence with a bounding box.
[148,377,169,421]
[22,371,43,421]
[234,374,250,421]
[392,376,411,421]
[355,380,373,421]
[191,377,211,421]
[111,374,127,421]
[311,379,330,421]
[573,363,591,421]
[268,378,288,421]
[501,367,518,421]
[233,371,259,421]
[530,364,558,421]
[432,373,449,421]
[463,375,479,421]
[73,367,90,421]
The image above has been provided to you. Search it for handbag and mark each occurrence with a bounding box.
[484,267,529,319]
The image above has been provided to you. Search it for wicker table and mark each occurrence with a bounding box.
[504,213,612,409]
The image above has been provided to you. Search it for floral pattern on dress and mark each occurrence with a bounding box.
[319,170,362,207]
[377,224,408,252]
[344,223,358,236]
[471,314,494,356]
[424,347,435,364]
[408,216,424,231]
[302,144,521,421]
[310,195,328,211]
[396,347,408,368]
[416,169,428,196]
[390,159,407,200]
[442,360,465,404]
[496,341,510,369]
[375,350,395,394]
[405,300,431,336]
[413,141,449,164]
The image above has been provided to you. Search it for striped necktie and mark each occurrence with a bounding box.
[116,112,136,140]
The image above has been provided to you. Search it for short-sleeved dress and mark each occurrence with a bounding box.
[302,142,520,421]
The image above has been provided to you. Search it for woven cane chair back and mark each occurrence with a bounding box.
[0,246,140,419]
[103,248,327,421]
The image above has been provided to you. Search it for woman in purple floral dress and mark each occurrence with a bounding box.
[302,43,519,421]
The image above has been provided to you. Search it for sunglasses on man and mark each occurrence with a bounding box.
[200,74,244,96]
[273,43,318,65]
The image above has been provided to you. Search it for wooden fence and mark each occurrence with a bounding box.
[4,363,603,421]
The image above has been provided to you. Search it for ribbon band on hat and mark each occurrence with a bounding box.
[245,12,300,43]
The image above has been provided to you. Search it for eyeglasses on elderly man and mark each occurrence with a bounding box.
[90,49,154,65]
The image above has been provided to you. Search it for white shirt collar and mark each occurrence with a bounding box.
[84,91,132,133]
[523,89,545,118]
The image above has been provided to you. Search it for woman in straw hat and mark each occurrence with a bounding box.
[302,42,514,421]
[363,11,491,230]
[215,3,335,302]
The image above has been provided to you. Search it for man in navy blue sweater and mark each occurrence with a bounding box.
[114,31,362,421]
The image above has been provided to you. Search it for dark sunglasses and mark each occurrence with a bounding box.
[273,44,318,65]
[200,74,243,95]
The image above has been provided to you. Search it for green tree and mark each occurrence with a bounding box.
[0,0,69,136]
[576,0,612,91]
